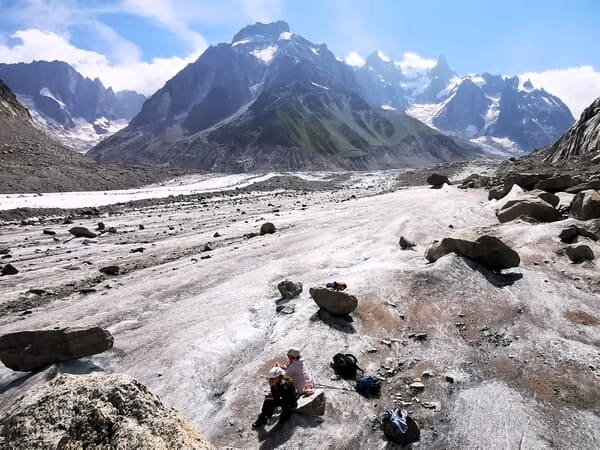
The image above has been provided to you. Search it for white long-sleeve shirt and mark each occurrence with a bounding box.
[284,359,313,395]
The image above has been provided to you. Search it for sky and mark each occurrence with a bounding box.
[0,0,599,116]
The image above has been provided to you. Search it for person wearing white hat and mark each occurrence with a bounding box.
[252,366,297,428]
[283,348,314,396]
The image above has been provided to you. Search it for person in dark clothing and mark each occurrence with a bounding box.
[252,367,298,428]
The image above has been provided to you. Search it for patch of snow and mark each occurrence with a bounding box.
[470,136,524,157]
[310,82,329,90]
[310,47,319,55]
[467,74,486,86]
[380,104,396,111]
[250,45,278,63]
[279,31,292,40]
[231,39,251,47]
[465,124,479,136]
[39,87,66,109]
[405,103,444,128]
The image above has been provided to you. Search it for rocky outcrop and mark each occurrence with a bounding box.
[425,235,520,270]
[309,287,358,315]
[497,197,561,223]
[277,280,303,299]
[0,373,215,449]
[0,327,113,372]
[571,190,600,220]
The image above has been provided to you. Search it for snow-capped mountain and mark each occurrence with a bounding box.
[354,53,575,154]
[90,21,479,171]
[0,61,146,152]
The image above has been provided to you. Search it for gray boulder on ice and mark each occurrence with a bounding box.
[0,327,114,372]
[260,222,276,235]
[497,197,561,223]
[1,264,19,276]
[559,225,599,243]
[565,245,595,263]
[399,236,416,250]
[277,280,303,299]
[0,373,215,449]
[571,189,600,220]
[309,287,358,315]
[68,226,97,238]
[295,390,326,415]
[425,235,520,270]
[427,173,449,187]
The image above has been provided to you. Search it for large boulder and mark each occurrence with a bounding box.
[528,189,560,208]
[295,390,326,415]
[559,225,599,243]
[497,197,561,223]
[68,227,97,239]
[571,190,600,220]
[534,175,579,193]
[566,245,595,263]
[426,173,449,187]
[0,327,114,372]
[277,280,303,299]
[260,222,276,235]
[309,287,358,315]
[425,235,520,271]
[1,264,19,276]
[0,373,215,449]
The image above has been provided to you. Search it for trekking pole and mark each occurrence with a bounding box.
[314,383,354,392]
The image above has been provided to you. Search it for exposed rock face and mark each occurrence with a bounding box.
[425,235,520,270]
[0,327,113,372]
[277,280,303,299]
[539,96,600,163]
[497,197,561,223]
[566,245,595,263]
[534,175,578,192]
[68,226,97,238]
[309,287,358,315]
[571,190,600,220]
[528,190,560,208]
[0,374,215,449]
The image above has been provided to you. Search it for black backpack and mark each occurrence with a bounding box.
[382,409,420,444]
[355,376,381,397]
[331,353,363,379]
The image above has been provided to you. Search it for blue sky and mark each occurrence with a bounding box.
[0,0,599,114]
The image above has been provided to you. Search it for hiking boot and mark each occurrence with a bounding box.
[252,416,268,428]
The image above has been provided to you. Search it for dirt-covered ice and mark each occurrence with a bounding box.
[0,171,598,449]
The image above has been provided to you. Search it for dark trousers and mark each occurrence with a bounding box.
[259,397,294,420]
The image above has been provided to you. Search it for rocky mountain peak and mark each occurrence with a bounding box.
[523,79,534,90]
[428,54,455,80]
[232,20,290,43]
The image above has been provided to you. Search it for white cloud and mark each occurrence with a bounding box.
[519,66,600,118]
[0,29,203,95]
[345,51,365,67]
[395,52,436,78]
[240,0,284,23]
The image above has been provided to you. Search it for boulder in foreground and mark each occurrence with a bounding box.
[309,287,358,315]
[497,197,561,223]
[0,373,215,449]
[425,235,520,271]
[260,222,276,235]
[277,280,303,299]
[68,226,97,238]
[566,245,595,263]
[571,190,600,220]
[0,327,113,372]
[426,173,449,187]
